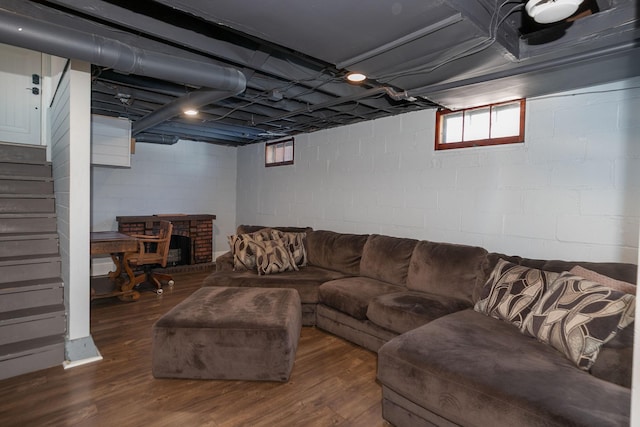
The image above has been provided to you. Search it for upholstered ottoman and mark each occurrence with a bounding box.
[152,286,302,381]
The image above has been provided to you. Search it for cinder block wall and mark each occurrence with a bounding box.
[91,140,237,258]
[236,77,640,263]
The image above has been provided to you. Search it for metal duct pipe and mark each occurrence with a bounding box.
[0,8,246,142]
[131,89,235,135]
[0,9,246,93]
[134,134,179,145]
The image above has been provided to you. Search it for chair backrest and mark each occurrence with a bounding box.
[157,221,173,267]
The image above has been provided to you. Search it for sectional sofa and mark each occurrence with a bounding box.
[203,225,636,427]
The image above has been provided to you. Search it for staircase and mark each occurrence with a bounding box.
[0,142,65,380]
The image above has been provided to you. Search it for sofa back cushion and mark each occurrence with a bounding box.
[407,241,488,305]
[306,230,368,276]
[237,224,312,234]
[485,253,638,285]
[360,234,418,286]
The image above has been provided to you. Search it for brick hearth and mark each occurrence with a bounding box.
[117,214,216,264]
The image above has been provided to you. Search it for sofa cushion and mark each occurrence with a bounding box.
[377,309,631,427]
[474,259,560,329]
[319,277,403,320]
[486,252,638,285]
[237,225,312,235]
[406,240,488,305]
[306,230,368,276]
[254,238,298,276]
[569,265,636,295]
[591,322,633,387]
[359,234,417,286]
[203,265,349,303]
[522,271,635,370]
[366,291,469,334]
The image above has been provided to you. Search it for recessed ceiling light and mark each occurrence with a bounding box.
[183,109,199,116]
[346,72,367,83]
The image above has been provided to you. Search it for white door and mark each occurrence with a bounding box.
[0,43,42,145]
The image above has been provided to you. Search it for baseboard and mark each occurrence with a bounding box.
[63,355,103,369]
[64,336,102,369]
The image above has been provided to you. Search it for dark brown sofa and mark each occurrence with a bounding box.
[203,225,636,426]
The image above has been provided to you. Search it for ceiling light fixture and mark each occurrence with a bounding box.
[346,72,367,83]
[525,0,583,24]
[183,109,199,116]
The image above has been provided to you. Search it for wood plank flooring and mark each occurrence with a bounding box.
[0,270,390,427]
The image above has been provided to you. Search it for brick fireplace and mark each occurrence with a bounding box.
[116,214,216,265]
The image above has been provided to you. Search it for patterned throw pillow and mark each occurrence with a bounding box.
[521,271,635,370]
[254,239,299,276]
[474,259,559,328]
[272,230,307,267]
[227,228,273,271]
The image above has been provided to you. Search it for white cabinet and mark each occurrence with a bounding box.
[91,114,131,167]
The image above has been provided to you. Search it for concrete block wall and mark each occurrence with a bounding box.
[91,139,237,258]
[236,77,640,263]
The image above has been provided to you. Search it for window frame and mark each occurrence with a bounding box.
[435,99,526,151]
[265,137,294,167]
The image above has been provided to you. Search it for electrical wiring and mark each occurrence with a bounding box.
[376,1,523,84]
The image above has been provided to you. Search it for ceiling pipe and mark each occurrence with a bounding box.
[0,8,246,138]
[131,89,237,135]
[134,134,179,145]
[0,9,246,92]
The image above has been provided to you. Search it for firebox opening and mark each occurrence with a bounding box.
[167,235,191,266]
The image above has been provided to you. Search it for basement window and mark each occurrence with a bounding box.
[265,138,294,167]
[435,99,525,150]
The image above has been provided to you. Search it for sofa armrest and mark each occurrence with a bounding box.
[215,251,234,272]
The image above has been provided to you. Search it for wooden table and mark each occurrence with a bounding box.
[90,231,140,301]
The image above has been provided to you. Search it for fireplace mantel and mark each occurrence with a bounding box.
[116,214,216,265]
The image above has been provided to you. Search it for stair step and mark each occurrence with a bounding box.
[0,162,52,178]
[0,277,63,293]
[0,234,59,257]
[0,232,58,241]
[0,304,66,324]
[0,254,61,267]
[0,197,55,213]
[0,257,61,284]
[0,142,47,164]
[0,178,53,194]
[0,174,53,182]
[0,193,55,199]
[0,278,63,320]
[0,214,57,233]
[0,305,65,349]
[0,336,65,380]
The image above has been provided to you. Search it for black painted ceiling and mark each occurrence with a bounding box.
[0,0,638,146]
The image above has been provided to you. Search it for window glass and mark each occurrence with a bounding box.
[463,107,490,141]
[265,137,294,167]
[435,99,525,150]
[443,112,463,143]
[491,102,521,138]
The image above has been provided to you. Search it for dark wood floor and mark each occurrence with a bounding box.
[0,269,389,427]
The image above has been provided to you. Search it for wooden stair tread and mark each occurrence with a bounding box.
[0,254,61,266]
[0,194,55,199]
[0,277,63,293]
[0,175,53,182]
[0,304,65,324]
[0,213,56,218]
[0,232,58,241]
[0,336,64,362]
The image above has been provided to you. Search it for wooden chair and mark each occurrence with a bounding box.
[127,220,174,294]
